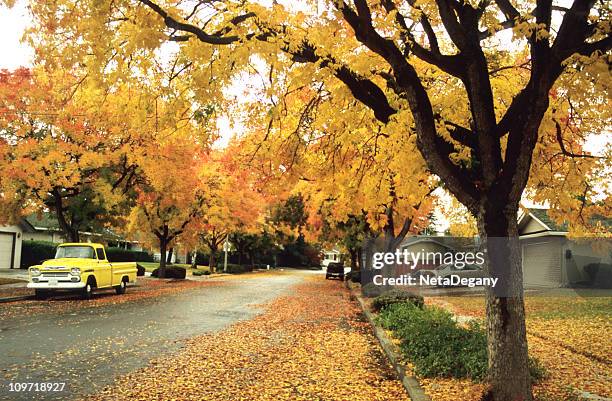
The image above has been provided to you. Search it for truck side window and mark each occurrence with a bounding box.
[96,248,105,260]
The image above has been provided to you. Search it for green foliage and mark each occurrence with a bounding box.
[270,194,307,231]
[106,247,154,263]
[151,266,186,279]
[135,263,146,276]
[528,356,548,383]
[371,289,424,312]
[224,263,252,274]
[584,263,612,288]
[193,269,213,276]
[348,270,361,283]
[277,235,320,267]
[20,240,56,268]
[377,303,546,382]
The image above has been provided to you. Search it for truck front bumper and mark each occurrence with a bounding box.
[27,282,86,289]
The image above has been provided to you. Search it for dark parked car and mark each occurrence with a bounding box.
[325,262,345,280]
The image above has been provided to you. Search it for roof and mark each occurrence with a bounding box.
[399,236,474,251]
[24,212,128,241]
[25,212,61,230]
[529,208,569,232]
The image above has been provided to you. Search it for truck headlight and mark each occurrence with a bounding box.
[70,268,81,276]
[30,268,41,276]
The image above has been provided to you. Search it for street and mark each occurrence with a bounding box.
[0,271,306,400]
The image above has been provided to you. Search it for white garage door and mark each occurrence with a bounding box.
[0,232,15,269]
[523,242,562,287]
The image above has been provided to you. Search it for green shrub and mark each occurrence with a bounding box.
[203,270,211,275]
[361,282,385,297]
[584,263,612,288]
[372,289,424,312]
[347,270,361,283]
[20,241,57,268]
[528,356,548,383]
[135,264,146,276]
[224,264,252,274]
[377,303,546,382]
[106,247,154,263]
[151,266,186,279]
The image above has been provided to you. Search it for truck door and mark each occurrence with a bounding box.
[95,247,112,288]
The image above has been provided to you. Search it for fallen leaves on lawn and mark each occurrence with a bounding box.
[424,295,611,401]
[89,277,409,401]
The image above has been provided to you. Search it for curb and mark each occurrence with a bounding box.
[345,280,431,401]
[0,295,35,303]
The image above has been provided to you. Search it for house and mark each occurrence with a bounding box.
[399,236,458,270]
[0,219,36,269]
[321,249,342,268]
[518,208,611,287]
[1,212,148,269]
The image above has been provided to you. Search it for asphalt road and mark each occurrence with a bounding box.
[0,271,310,400]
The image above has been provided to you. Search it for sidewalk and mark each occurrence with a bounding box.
[0,269,29,281]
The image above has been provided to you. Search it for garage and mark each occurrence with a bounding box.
[0,231,16,269]
[522,241,562,287]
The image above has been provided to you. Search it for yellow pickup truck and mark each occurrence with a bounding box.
[27,243,138,300]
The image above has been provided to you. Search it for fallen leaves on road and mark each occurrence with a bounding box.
[90,277,409,401]
[0,277,224,319]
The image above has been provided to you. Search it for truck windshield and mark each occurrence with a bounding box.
[55,246,96,259]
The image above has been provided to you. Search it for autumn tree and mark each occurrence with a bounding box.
[189,148,265,271]
[127,136,215,274]
[115,1,608,399]
[0,68,140,241]
[19,0,611,399]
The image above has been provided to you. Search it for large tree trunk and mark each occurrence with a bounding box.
[158,225,169,278]
[51,189,80,243]
[349,248,358,270]
[166,247,174,265]
[478,204,531,401]
[208,251,217,272]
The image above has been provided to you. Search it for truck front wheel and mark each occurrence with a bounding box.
[115,280,127,295]
[81,282,93,300]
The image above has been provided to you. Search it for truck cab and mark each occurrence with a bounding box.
[27,243,138,300]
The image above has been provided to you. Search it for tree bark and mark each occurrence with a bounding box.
[158,225,169,278]
[478,203,531,401]
[349,248,358,270]
[208,250,217,272]
[166,247,174,265]
[51,188,80,243]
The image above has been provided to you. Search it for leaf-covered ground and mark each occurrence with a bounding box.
[89,277,409,401]
[0,276,226,319]
[425,294,612,400]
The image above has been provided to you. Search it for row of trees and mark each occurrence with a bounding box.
[1,0,609,399]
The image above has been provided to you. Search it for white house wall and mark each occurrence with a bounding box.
[0,225,23,269]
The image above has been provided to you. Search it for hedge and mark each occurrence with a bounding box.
[371,289,424,312]
[151,266,186,279]
[106,247,154,263]
[377,302,546,382]
[584,263,612,288]
[20,241,57,269]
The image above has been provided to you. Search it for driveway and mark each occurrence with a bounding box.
[0,271,307,400]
